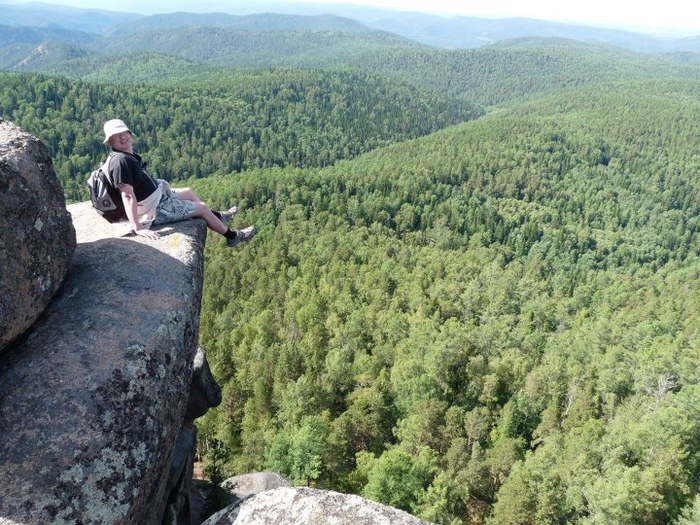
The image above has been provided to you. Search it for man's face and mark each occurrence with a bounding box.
[109,131,133,152]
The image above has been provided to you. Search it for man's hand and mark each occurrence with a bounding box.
[134,228,160,240]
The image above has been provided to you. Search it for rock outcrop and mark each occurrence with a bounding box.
[202,487,434,525]
[0,118,75,353]
[0,200,206,525]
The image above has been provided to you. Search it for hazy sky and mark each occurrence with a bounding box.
[10,0,700,35]
[298,0,699,34]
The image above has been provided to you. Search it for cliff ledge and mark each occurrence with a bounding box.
[0,201,207,525]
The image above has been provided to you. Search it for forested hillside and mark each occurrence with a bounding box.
[96,26,422,67]
[2,9,700,523]
[6,28,700,110]
[189,78,700,524]
[110,12,371,34]
[0,70,478,201]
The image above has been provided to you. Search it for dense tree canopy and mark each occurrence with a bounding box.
[189,79,700,524]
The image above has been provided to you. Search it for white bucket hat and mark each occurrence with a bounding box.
[103,118,132,144]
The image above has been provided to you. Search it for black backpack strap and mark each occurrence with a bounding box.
[102,151,119,187]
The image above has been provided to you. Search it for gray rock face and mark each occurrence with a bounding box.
[0,118,76,353]
[202,487,434,525]
[0,201,206,525]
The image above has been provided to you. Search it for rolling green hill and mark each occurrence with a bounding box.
[349,39,700,106]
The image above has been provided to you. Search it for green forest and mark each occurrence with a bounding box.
[3,18,700,525]
[192,79,700,524]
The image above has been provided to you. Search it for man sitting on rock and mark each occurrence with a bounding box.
[103,118,256,248]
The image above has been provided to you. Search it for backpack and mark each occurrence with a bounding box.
[87,153,125,223]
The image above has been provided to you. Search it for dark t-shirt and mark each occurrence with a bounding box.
[108,150,158,202]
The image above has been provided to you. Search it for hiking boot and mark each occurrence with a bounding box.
[227,225,256,248]
[219,206,238,224]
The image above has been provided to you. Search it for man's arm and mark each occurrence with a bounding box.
[118,183,160,240]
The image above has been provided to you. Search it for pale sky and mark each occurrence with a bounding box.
[9,0,700,36]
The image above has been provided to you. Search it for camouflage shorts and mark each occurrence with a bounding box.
[152,180,197,226]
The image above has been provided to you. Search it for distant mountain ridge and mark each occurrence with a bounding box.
[1,2,140,33]
[362,13,700,52]
[111,12,371,35]
[0,25,98,47]
[94,26,423,67]
[2,2,700,53]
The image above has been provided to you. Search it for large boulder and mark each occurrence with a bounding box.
[202,487,434,525]
[0,201,206,525]
[0,119,76,352]
[185,345,223,420]
[220,472,291,498]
